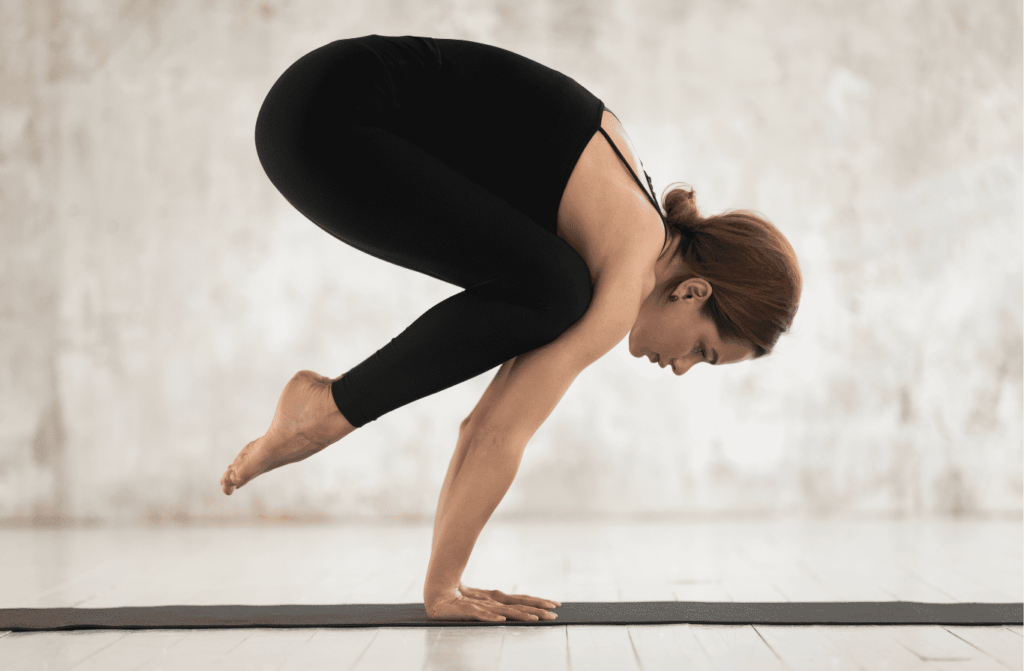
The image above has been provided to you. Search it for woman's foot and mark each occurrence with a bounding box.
[220,371,354,495]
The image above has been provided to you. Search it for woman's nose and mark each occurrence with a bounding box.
[673,358,697,376]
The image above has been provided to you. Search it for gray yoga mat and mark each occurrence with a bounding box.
[1,602,1020,631]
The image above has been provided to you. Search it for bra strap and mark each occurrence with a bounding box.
[597,127,666,223]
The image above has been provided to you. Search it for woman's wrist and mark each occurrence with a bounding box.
[423,550,466,602]
[423,580,460,603]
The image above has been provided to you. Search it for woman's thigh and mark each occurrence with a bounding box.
[257,117,592,312]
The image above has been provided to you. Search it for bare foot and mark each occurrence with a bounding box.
[220,371,354,495]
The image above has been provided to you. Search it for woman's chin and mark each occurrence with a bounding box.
[613,340,664,380]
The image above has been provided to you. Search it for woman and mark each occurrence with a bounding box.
[220,35,801,622]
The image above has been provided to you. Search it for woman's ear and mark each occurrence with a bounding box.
[680,278,712,302]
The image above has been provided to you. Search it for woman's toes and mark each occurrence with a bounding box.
[220,469,236,495]
[220,372,349,497]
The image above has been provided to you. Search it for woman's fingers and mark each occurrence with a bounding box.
[443,585,561,621]
[425,594,558,622]
[487,603,556,621]
[426,599,506,622]
[473,606,508,622]
[463,596,557,620]
[458,585,561,610]
[487,589,562,610]
[500,603,558,620]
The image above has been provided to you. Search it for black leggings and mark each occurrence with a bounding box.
[254,37,593,427]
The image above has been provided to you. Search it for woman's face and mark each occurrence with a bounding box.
[628,277,755,376]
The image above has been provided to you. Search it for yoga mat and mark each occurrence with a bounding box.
[1,602,1020,631]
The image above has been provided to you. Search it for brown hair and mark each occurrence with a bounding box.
[659,183,802,358]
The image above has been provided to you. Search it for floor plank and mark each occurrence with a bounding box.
[352,627,431,670]
[423,626,504,670]
[876,575,958,603]
[497,625,567,671]
[616,580,678,601]
[922,658,1013,670]
[27,559,138,609]
[278,628,379,670]
[770,574,839,601]
[795,568,910,602]
[719,577,789,602]
[209,628,314,670]
[557,582,619,602]
[672,582,732,602]
[913,565,1021,603]
[627,624,716,671]
[0,630,127,671]
[756,625,863,671]
[942,626,1024,669]
[816,626,930,670]
[885,626,986,661]
[134,628,255,671]
[566,625,641,671]
[0,632,53,669]
[69,630,190,671]
[689,625,788,670]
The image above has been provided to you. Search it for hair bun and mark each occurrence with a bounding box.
[664,183,701,226]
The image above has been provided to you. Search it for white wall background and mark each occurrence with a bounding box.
[1,0,1020,523]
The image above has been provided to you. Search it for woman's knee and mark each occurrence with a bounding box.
[526,244,594,342]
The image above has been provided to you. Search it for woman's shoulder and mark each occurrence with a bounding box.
[557,113,666,285]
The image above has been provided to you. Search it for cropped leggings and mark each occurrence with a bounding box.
[254,39,594,427]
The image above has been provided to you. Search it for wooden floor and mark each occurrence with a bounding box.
[0,518,1020,670]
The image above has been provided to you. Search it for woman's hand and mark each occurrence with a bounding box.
[424,585,560,622]
[458,583,561,612]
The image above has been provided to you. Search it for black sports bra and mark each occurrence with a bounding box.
[597,108,670,248]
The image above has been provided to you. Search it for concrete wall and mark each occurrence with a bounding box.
[1,0,1020,523]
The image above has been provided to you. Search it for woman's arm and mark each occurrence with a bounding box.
[423,268,650,621]
[429,357,516,561]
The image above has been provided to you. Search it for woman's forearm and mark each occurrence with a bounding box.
[430,424,472,558]
[424,430,527,599]
[430,358,518,558]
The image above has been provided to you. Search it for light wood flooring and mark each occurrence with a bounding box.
[0,518,1020,670]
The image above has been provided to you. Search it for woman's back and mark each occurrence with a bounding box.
[301,35,606,235]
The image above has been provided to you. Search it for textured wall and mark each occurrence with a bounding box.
[1,0,1020,523]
